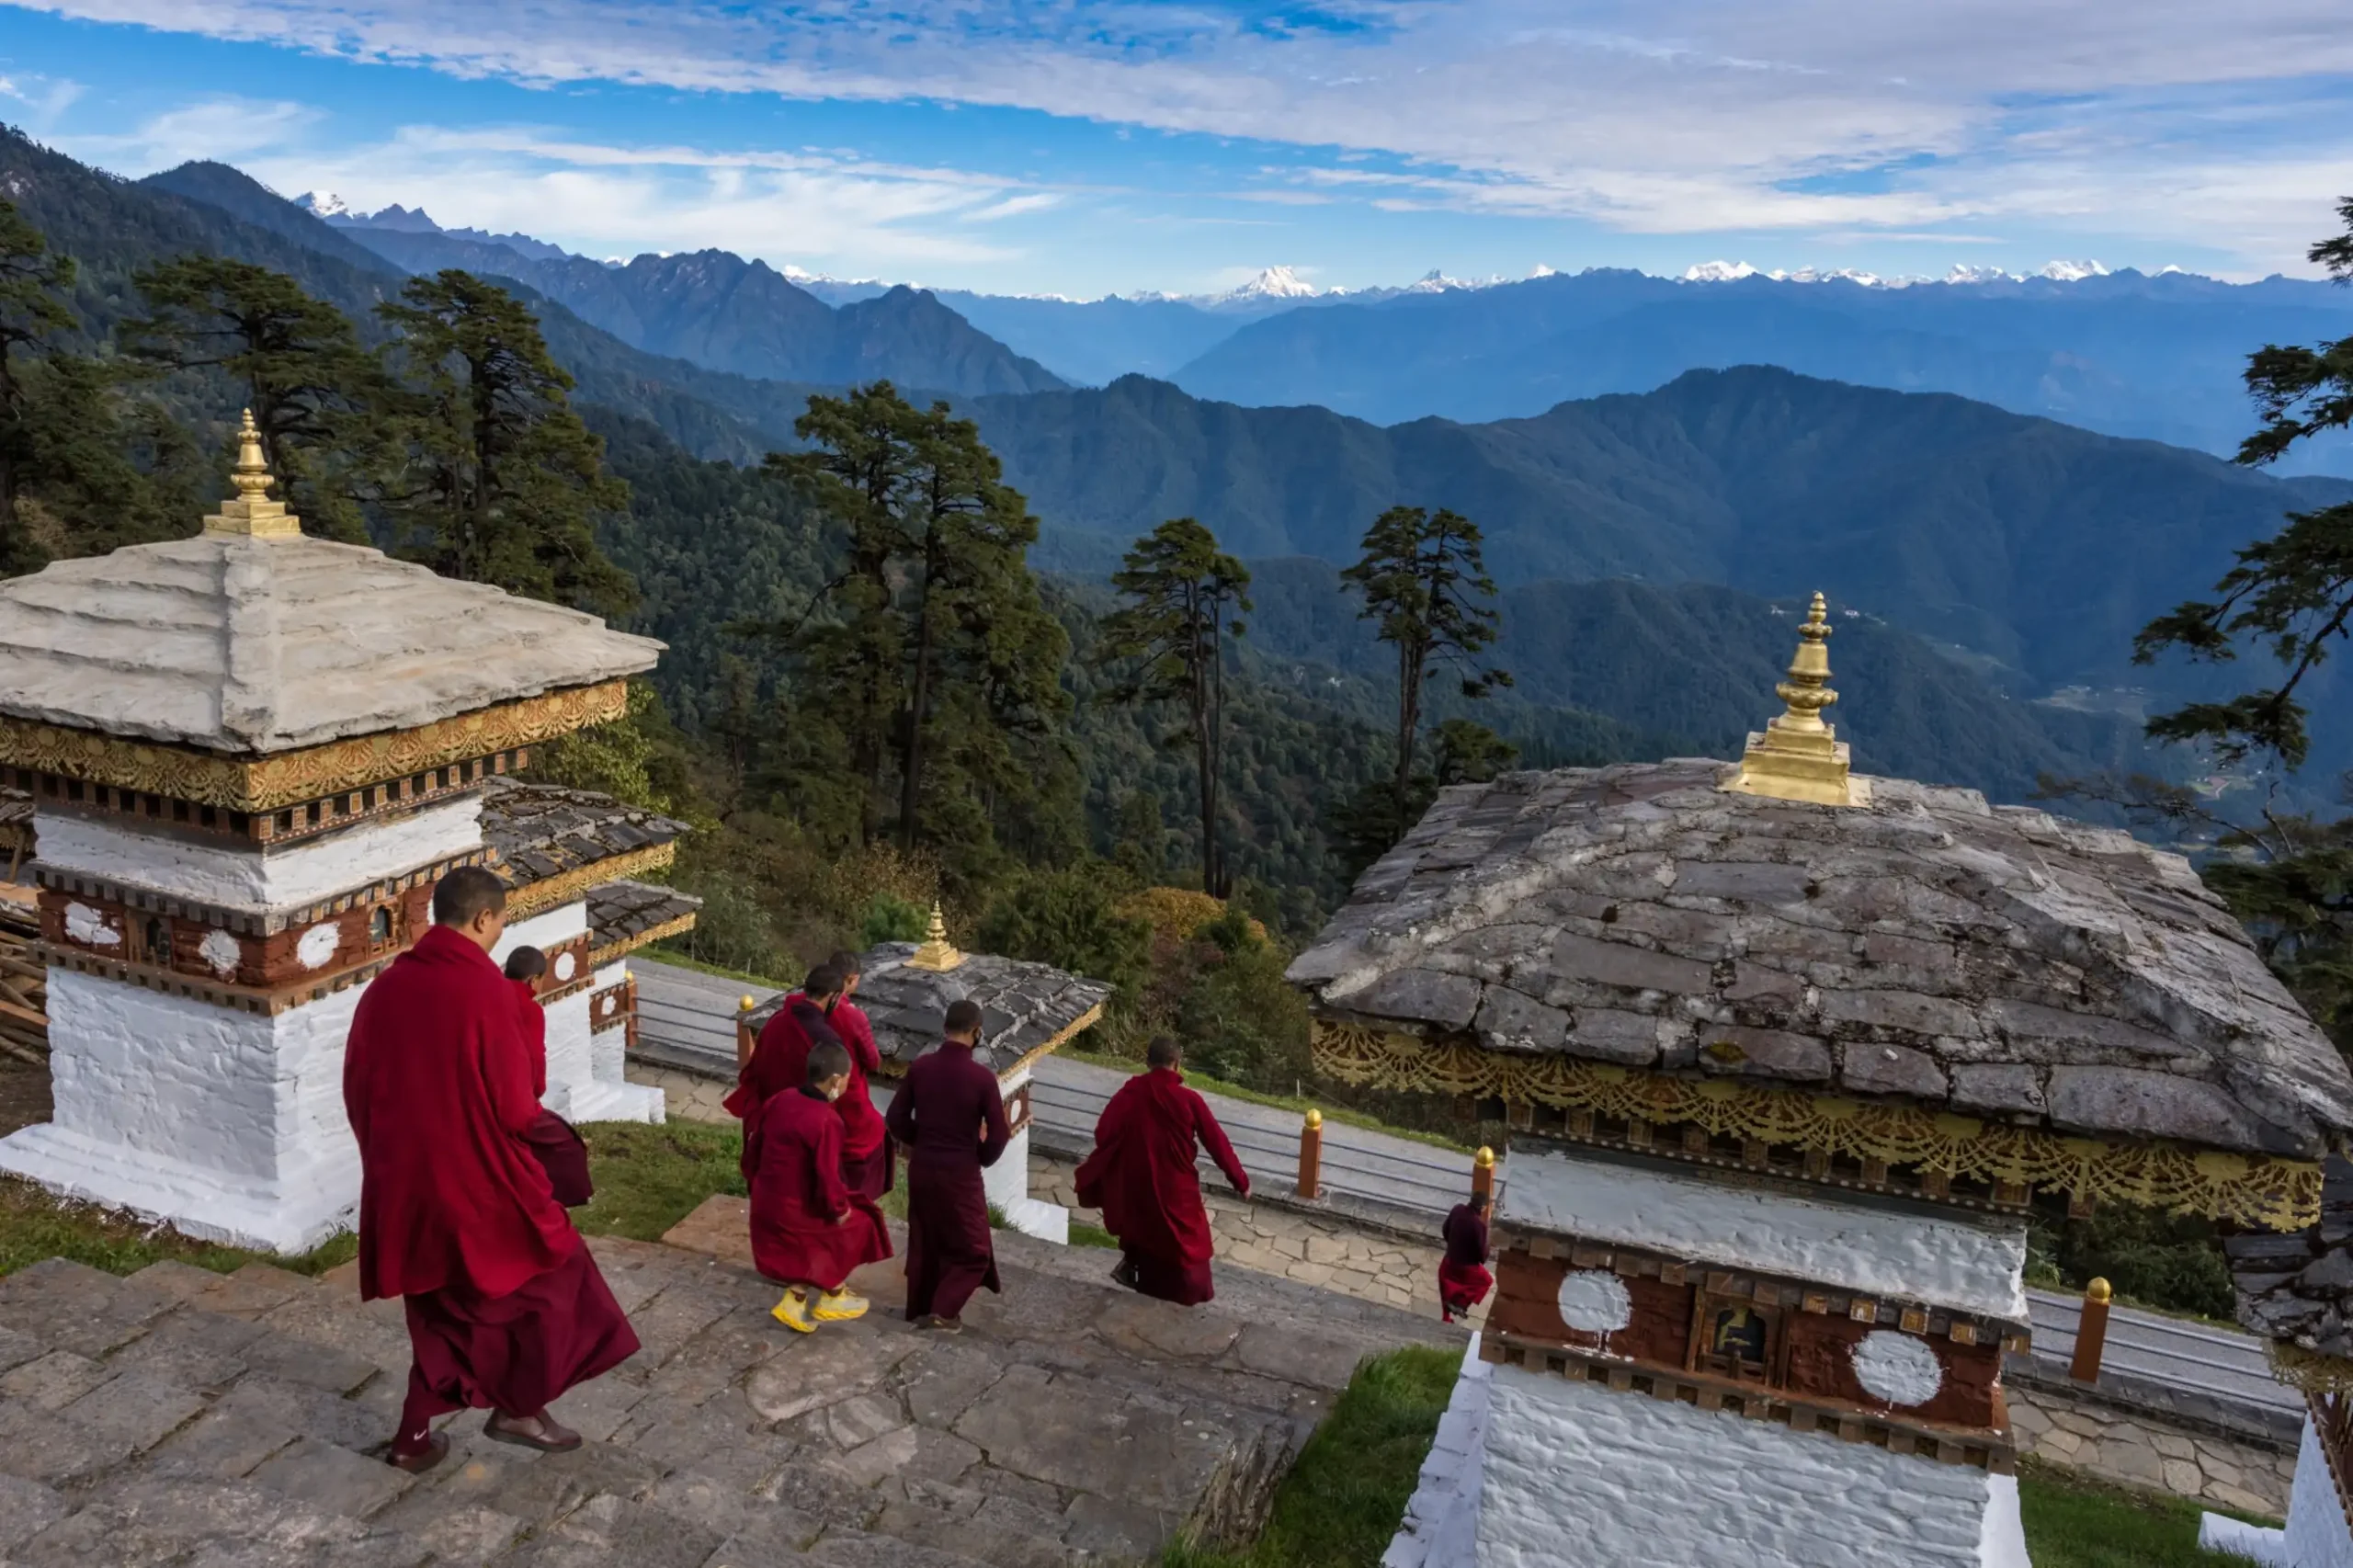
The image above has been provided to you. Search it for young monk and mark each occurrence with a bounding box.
[824,949,892,1199]
[503,947,549,1096]
[502,945,591,1208]
[1438,1185,1494,1324]
[885,999,1009,1332]
[344,868,639,1473]
[723,964,847,1120]
[748,1038,892,1333]
[1074,1036,1251,1306]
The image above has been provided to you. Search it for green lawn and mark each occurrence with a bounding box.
[2019,1462,2265,1568]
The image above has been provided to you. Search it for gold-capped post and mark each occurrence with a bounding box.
[200,409,303,540]
[1721,591,1870,808]
[904,901,966,972]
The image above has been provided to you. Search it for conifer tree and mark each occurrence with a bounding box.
[125,256,392,541]
[378,271,633,616]
[0,199,77,569]
[1097,517,1251,897]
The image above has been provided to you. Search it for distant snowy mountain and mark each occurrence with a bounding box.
[295,194,574,262]
[1682,257,2120,289]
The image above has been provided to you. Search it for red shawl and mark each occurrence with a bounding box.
[344,924,578,1301]
[1074,1068,1250,1270]
[509,978,548,1097]
[746,1085,892,1290]
[828,999,888,1158]
[723,994,839,1123]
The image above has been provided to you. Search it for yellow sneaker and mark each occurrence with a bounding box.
[770,1288,816,1334]
[813,1289,870,1323]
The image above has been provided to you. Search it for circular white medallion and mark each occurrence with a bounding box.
[1851,1330,1944,1407]
[554,950,577,981]
[198,927,241,978]
[64,902,121,948]
[296,922,342,971]
[1556,1268,1633,1335]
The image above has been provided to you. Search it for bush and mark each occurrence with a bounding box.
[2027,1204,2234,1319]
[861,892,930,947]
[666,867,787,978]
[975,863,1152,997]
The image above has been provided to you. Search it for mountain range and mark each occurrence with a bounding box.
[6,128,2337,801]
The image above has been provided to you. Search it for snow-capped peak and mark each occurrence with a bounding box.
[2037,259,2110,281]
[1684,260,1760,282]
[1225,266,1327,301]
[1529,264,1559,279]
[294,191,349,220]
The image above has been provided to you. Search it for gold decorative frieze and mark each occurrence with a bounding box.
[585,908,698,971]
[1312,1020,2321,1230]
[0,680,628,814]
[505,842,678,921]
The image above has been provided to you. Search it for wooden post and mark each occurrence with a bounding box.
[1296,1108,1323,1199]
[1472,1145,1496,1207]
[735,994,757,1071]
[2070,1278,2112,1383]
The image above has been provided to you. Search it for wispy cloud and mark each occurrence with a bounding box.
[15,0,2353,269]
[0,71,85,126]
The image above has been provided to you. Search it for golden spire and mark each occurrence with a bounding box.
[201,409,302,539]
[1721,592,1871,808]
[904,900,966,971]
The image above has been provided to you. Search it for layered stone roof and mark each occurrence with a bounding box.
[1287,760,2353,1159]
[750,945,1111,1080]
[478,778,689,892]
[0,534,660,755]
[2228,1157,2353,1362]
[586,879,702,960]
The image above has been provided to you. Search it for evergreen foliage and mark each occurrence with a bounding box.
[1097,518,1253,896]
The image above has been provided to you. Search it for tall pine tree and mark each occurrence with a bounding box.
[1097,517,1251,897]
[0,199,77,571]
[379,271,633,616]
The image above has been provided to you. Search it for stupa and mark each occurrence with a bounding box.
[745,904,1110,1241]
[1292,595,2353,1568]
[0,415,674,1251]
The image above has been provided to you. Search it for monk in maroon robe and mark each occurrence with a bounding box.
[723,964,846,1123]
[503,945,591,1208]
[826,949,893,1199]
[1074,1037,1251,1306]
[345,868,639,1473]
[884,999,1009,1331]
[1438,1190,1494,1324]
[748,1038,892,1333]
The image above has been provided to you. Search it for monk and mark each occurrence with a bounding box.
[502,944,591,1208]
[344,867,639,1474]
[747,1038,892,1333]
[825,949,892,1199]
[1074,1036,1251,1306]
[1438,1186,1494,1324]
[885,999,1009,1332]
[723,963,846,1122]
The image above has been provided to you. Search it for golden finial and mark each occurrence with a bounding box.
[1303,1108,1322,1131]
[904,900,966,971]
[1721,591,1870,808]
[1474,1145,1495,1170]
[738,994,756,1013]
[2086,1278,2112,1304]
[201,408,302,539]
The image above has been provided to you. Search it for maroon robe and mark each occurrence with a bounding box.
[724,994,840,1125]
[344,924,638,1443]
[884,1040,1010,1323]
[1074,1068,1250,1306]
[508,975,591,1208]
[830,999,894,1199]
[1438,1202,1493,1323]
[747,1085,892,1290]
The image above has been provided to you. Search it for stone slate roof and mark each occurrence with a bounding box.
[1287,760,2353,1158]
[587,880,702,954]
[0,534,659,754]
[749,944,1111,1080]
[2229,1157,2353,1356]
[479,778,688,889]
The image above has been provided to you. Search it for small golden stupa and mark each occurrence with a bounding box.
[1721,591,1870,808]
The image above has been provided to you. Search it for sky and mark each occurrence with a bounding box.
[2,1,2350,299]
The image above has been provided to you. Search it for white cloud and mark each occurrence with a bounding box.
[16,0,2353,268]
[51,95,321,168]
[0,72,85,124]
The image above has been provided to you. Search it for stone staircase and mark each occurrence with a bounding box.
[0,1205,1458,1566]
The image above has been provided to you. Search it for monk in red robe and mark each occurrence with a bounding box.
[345,868,639,1474]
[884,999,1009,1331]
[723,964,846,1122]
[825,949,892,1199]
[1074,1037,1251,1306]
[1438,1188,1494,1324]
[748,1038,892,1333]
[502,945,591,1208]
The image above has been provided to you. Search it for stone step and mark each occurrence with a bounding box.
[0,1210,1453,1566]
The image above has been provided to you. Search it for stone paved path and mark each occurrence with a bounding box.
[0,1210,1455,1566]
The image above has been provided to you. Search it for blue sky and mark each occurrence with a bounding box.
[4,1,2350,298]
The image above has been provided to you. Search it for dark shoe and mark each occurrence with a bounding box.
[387,1431,449,1474]
[484,1411,583,1452]
[1110,1257,1140,1291]
[922,1314,963,1335]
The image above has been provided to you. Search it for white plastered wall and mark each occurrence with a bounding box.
[491,905,659,1126]
[0,970,360,1253]
[1472,1361,2028,1568]
[2202,1415,2353,1567]
[983,1061,1065,1243]
[34,797,483,914]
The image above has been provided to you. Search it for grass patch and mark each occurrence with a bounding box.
[574,1119,749,1242]
[1062,1050,1475,1155]
[2018,1461,2265,1568]
[1165,1345,1457,1568]
[1069,1221,1119,1250]
[0,1173,355,1280]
